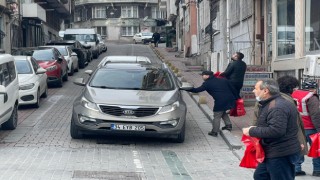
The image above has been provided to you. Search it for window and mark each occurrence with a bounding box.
[305,0,320,53]
[121,27,139,36]
[93,6,106,18]
[121,6,138,18]
[96,26,107,36]
[277,0,295,56]
[151,7,165,19]
[8,62,16,83]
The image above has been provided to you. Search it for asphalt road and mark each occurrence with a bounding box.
[0,42,260,179]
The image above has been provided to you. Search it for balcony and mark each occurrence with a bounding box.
[22,3,46,22]
[75,0,158,6]
[34,0,70,15]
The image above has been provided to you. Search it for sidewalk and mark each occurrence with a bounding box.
[150,44,254,157]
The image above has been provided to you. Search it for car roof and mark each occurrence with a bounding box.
[101,62,166,71]
[46,40,79,45]
[98,56,151,67]
[13,56,31,61]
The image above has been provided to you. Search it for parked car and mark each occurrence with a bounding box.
[46,40,91,68]
[133,32,153,44]
[32,48,68,87]
[70,62,193,142]
[40,45,79,76]
[98,56,151,67]
[97,34,107,53]
[14,56,48,107]
[0,54,19,130]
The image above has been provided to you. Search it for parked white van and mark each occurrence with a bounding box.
[63,28,100,59]
[0,54,19,130]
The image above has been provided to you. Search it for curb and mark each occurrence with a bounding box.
[150,45,244,152]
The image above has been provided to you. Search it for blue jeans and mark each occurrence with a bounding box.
[254,153,300,180]
[295,129,320,172]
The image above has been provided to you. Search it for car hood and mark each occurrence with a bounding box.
[18,74,35,84]
[37,60,56,68]
[84,87,179,106]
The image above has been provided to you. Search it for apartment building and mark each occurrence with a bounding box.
[73,0,166,42]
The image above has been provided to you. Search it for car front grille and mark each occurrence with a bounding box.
[99,105,159,117]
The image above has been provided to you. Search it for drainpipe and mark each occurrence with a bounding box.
[197,1,200,55]
[226,0,230,61]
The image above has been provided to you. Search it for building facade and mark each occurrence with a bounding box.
[73,0,166,42]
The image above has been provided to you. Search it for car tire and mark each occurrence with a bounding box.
[63,70,68,81]
[75,63,79,72]
[2,103,18,130]
[41,84,48,98]
[172,123,185,143]
[68,64,74,76]
[34,90,40,108]
[70,118,83,139]
[57,74,63,87]
[133,40,137,44]
[142,39,146,44]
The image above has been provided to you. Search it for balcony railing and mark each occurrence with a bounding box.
[75,0,158,5]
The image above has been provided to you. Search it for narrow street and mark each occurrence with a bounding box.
[0,43,254,180]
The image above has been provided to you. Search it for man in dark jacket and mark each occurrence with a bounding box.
[243,79,301,180]
[220,52,247,96]
[152,31,161,47]
[186,71,238,137]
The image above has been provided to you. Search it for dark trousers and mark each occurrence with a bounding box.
[254,153,300,180]
[154,39,159,47]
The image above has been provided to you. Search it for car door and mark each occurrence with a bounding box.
[68,47,78,69]
[31,57,46,94]
[0,62,18,124]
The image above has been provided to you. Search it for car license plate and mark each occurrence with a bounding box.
[111,124,145,131]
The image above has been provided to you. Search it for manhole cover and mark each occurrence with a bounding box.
[73,171,143,179]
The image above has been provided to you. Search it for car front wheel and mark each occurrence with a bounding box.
[70,118,83,139]
[172,123,185,143]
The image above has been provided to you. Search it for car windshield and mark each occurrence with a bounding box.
[32,49,55,61]
[16,60,33,74]
[54,47,68,56]
[142,32,153,36]
[90,68,174,90]
[11,49,34,56]
[64,34,96,42]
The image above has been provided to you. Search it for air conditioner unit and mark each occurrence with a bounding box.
[304,55,320,76]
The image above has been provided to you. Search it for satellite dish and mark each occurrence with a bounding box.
[143,16,148,21]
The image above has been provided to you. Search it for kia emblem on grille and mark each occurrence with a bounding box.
[123,109,135,115]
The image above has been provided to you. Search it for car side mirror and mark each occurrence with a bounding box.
[36,67,47,74]
[85,70,93,75]
[71,52,77,56]
[0,85,8,103]
[73,78,86,86]
[57,57,63,62]
[179,82,194,91]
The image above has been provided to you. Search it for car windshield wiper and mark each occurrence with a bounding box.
[90,85,112,89]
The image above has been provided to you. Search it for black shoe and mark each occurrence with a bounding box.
[295,171,306,176]
[221,125,232,131]
[208,131,218,137]
[313,171,320,177]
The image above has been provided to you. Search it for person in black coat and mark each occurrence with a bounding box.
[220,52,247,97]
[186,71,238,137]
[152,31,161,47]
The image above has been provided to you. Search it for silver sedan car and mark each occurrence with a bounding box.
[70,62,192,142]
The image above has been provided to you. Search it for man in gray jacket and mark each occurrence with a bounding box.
[242,79,301,180]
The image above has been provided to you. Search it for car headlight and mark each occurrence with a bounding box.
[19,83,35,90]
[81,97,99,111]
[158,101,180,114]
[46,65,57,71]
